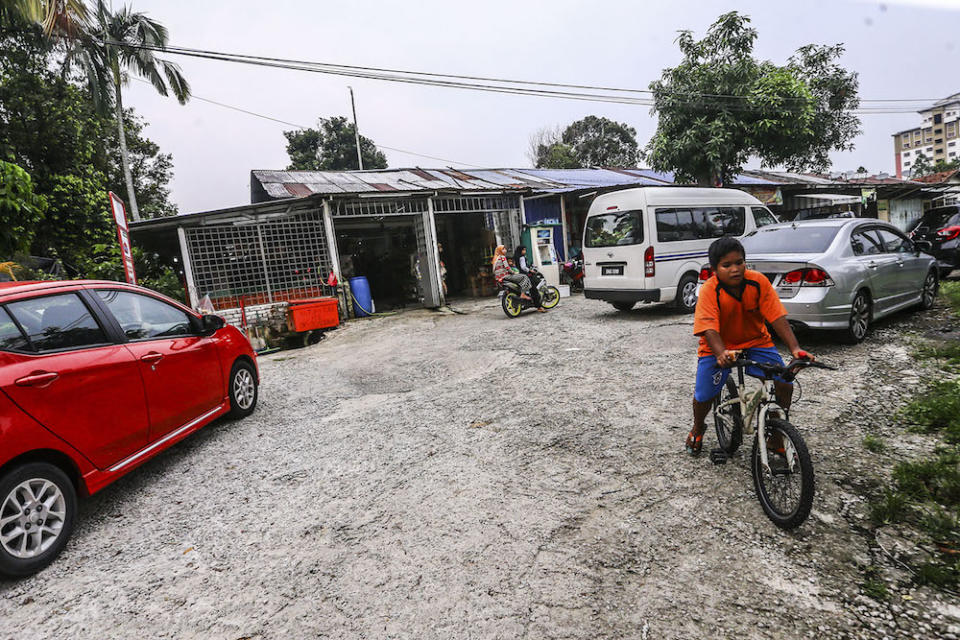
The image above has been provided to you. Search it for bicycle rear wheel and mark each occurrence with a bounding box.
[713,378,742,454]
[751,418,814,529]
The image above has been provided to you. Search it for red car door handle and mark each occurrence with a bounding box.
[15,371,60,387]
[140,352,164,364]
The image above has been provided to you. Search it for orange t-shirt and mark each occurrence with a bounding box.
[693,270,788,358]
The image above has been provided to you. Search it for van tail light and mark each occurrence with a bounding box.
[698,266,713,281]
[644,246,655,277]
[781,268,835,287]
[936,225,960,241]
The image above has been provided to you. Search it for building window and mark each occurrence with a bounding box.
[950,141,957,147]
[951,153,957,158]
[905,162,912,167]
[935,128,943,134]
[934,114,943,124]
[936,138,943,144]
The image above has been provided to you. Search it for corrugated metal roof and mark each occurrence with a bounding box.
[250,167,918,202]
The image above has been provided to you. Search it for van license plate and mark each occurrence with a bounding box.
[602,266,623,276]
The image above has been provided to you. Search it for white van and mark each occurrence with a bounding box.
[582,187,778,312]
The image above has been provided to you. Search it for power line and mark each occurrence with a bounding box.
[131,77,485,167]
[110,39,945,107]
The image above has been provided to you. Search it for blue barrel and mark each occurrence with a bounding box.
[349,276,373,317]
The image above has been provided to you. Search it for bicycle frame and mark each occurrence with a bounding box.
[715,367,793,475]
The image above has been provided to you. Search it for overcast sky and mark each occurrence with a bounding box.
[120,0,960,214]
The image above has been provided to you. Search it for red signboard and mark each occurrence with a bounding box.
[109,192,137,284]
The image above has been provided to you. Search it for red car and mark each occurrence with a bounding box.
[0,281,258,578]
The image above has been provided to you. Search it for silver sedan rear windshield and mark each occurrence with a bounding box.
[741,225,841,254]
[584,210,643,247]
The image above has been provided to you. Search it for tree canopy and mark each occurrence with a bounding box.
[0,24,181,297]
[529,116,640,168]
[284,116,387,171]
[645,11,861,185]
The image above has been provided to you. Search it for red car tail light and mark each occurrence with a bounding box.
[781,268,835,287]
[936,225,960,241]
[698,266,713,281]
[802,268,832,285]
[644,246,655,277]
[783,269,804,284]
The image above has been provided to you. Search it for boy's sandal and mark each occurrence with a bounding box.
[685,430,704,456]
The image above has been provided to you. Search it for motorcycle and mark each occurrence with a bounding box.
[561,256,584,292]
[499,266,560,318]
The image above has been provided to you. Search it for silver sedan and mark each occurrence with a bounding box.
[724,219,938,343]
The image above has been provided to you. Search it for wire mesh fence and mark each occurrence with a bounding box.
[184,209,333,310]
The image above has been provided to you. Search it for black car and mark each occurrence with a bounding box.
[909,206,960,278]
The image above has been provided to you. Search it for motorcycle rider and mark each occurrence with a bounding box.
[513,246,543,308]
[492,246,532,301]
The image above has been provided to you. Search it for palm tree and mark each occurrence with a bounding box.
[0,0,88,36]
[72,0,189,221]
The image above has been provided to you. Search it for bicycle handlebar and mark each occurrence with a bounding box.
[726,355,837,381]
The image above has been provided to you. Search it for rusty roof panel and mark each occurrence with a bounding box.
[285,183,313,197]
[369,183,398,191]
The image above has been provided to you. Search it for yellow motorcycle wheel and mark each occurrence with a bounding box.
[501,292,522,318]
[540,286,560,309]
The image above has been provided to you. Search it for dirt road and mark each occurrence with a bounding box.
[1,294,957,639]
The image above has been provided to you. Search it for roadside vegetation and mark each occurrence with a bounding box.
[868,281,960,590]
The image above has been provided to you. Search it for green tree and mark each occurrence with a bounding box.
[529,118,639,168]
[0,159,46,255]
[911,152,933,177]
[933,158,960,174]
[562,116,639,167]
[284,116,387,171]
[72,0,189,220]
[0,25,177,271]
[645,12,861,185]
[0,0,88,36]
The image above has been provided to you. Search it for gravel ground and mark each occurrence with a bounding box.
[1,293,958,640]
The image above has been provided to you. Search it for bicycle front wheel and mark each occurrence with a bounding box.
[751,418,814,529]
[713,378,742,454]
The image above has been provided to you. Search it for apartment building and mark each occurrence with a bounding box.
[893,92,960,178]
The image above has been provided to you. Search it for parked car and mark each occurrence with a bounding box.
[0,280,258,578]
[907,205,960,278]
[697,219,938,343]
[793,210,856,221]
[582,187,779,313]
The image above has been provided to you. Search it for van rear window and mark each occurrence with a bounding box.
[655,207,745,242]
[584,210,643,247]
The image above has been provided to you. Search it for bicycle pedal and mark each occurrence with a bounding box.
[709,448,728,465]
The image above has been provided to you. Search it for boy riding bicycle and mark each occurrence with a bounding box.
[687,236,814,455]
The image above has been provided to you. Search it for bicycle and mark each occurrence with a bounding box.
[710,352,836,529]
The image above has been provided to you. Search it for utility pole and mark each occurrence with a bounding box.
[349,86,364,171]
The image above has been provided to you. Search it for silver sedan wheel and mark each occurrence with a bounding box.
[1,479,67,559]
[850,294,870,340]
[233,368,256,410]
[921,272,937,309]
[681,281,698,309]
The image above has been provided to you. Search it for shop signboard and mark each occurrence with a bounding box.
[109,192,137,284]
[746,187,783,206]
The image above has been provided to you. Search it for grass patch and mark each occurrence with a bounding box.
[900,380,960,444]
[870,284,960,590]
[940,281,960,313]
[870,489,909,525]
[862,567,889,601]
[863,434,886,454]
[916,341,960,372]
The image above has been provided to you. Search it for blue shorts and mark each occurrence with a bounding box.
[694,346,789,403]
